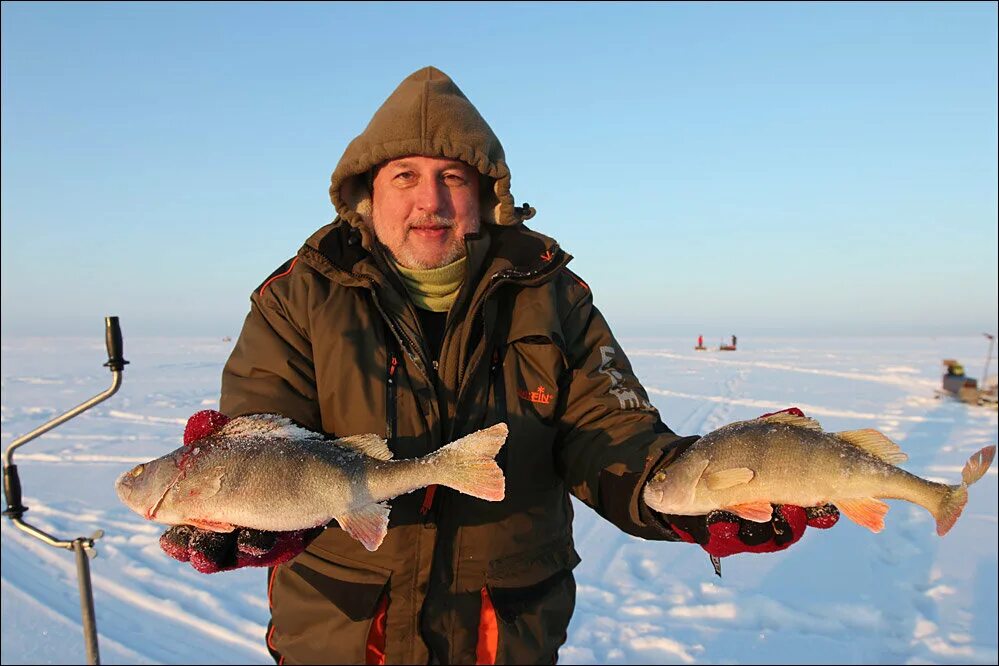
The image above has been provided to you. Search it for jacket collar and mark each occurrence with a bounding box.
[298,218,570,294]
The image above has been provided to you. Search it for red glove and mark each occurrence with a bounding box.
[659,407,840,559]
[158,410,322,573]
[664,503,839,558]
[160,523,321,573]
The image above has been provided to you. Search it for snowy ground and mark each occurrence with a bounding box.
[2,335,996,665]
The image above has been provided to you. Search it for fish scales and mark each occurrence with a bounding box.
[688,422,944,513]
[168,437,376,532]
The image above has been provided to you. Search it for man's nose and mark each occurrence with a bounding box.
[413,178,451,215]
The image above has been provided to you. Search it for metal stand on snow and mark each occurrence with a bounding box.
[3,316,129,666]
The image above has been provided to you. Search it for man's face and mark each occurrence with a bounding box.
[371,156,481,269]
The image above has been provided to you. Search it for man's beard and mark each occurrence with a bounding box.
[386,213,468,270]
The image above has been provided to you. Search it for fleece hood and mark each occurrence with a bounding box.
[329,66,535,228]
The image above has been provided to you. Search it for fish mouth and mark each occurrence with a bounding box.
[114,470,132,503]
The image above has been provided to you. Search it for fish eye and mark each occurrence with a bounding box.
[130,465,145,478]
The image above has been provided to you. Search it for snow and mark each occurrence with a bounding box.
[2,335,996,664]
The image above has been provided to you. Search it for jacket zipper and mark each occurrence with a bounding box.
[385,331,399,442]
[372,291,441,522]
[487,346,508,473]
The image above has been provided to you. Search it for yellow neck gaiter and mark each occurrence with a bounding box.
[395,257,466,312]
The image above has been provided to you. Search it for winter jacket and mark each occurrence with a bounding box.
[218,66,689,665]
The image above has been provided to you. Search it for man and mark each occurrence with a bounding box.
[161,66,838,664]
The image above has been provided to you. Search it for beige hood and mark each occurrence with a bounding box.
[329,66,535,228]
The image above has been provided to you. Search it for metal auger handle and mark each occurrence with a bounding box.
[4,316,129,525]
[4,317,128,471]
[1,317,125,666]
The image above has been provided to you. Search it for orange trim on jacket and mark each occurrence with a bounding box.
[260,257,299,295]
[365,590,390,665]
[476,586,498,665]
[266,568,284,663]
[419,484,438,515]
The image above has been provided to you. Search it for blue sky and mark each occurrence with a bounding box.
[2,2,996,339]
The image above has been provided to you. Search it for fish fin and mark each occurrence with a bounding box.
[205,466,225,494]
[431,423,508,502]
[725,501,773,522]
[961,445,996,486]
[834,429,908,464]
[337,502,390,551]
[935,485,968,536]
[217,413,325,442]
[705,467,755,491]
[187,518,237,532]
[757,412,823,431]
[336,433,394,461]
[176,466,225,501]
[834,497,889,532]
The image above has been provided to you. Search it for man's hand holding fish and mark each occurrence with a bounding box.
[156,410,323,573]
[643,408,841,574]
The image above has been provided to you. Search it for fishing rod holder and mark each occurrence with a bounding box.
[2,315,128,666]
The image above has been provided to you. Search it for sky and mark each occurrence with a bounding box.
[2,2,997,339]
[1,335,996,664]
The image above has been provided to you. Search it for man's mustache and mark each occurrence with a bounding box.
[407,215,455,230]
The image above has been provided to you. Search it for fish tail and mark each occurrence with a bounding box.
[930,447,994,536]
[430,423,508,502]
[961,445,996,486]
[934,484,968,536]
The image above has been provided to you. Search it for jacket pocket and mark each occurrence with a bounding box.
[505,328,567,423]
[502,329,568,492]
[269,545,391,665]
[483,535,582,664]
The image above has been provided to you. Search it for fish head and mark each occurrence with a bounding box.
[643,455,711,515]
[115,448,188,523]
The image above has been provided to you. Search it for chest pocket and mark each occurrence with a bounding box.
[494,320,569,492]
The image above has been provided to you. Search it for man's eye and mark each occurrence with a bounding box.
[443,173,466,185]
[394,172,416,183]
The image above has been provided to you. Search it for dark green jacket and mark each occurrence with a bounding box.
[218,66,686,664]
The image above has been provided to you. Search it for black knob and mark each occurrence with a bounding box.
[103,316,129,371]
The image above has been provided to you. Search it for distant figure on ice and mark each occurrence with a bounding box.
[696,334,706,350]
[731,334,737,348]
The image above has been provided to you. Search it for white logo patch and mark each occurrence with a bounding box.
[598,345,653,411]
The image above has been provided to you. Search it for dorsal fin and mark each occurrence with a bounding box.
[217,413,326,442]
[336,433,394,461]
[757,412,823,431]
[834,429,908,464]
